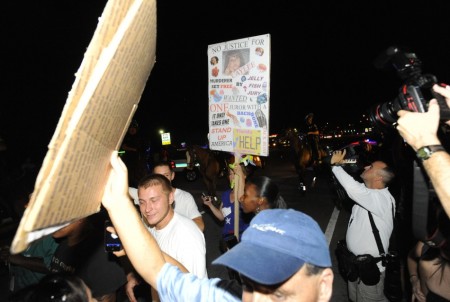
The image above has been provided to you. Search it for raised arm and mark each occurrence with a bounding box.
[102,151,167,288]
[202,195,224,221]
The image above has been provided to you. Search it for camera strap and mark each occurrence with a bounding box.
[412,160,445,247]
[412,160,429,242]
[367,201,396,259]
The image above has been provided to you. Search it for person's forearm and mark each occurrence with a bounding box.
[423,151,450,217]
[106,197,165,288]
[407,250,419,280]
[206,204,224,221]
[10,255,49,274]
[193,216,205,232]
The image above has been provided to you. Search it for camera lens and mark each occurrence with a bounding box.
[368,98,402,129]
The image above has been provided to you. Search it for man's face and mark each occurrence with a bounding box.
[241,265,333,302]
[153,165,175,183]
[138,184,174,230]
[360,161,386,182]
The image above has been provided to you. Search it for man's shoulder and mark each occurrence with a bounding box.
[172,213,204,236]
[174,188,195,200]
[173,212,198,226]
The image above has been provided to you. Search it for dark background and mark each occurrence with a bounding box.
[2,0,450,166]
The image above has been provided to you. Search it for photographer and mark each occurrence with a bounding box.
[396,84,450,218]
[331,150,396,301]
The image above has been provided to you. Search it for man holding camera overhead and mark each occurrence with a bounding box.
[331,150,396,301]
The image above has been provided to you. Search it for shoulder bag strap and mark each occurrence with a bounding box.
[367,211,385,255]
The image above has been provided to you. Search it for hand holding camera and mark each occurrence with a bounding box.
[104,220,124,255]
[201,193,214,208]
[370,46,450,130]
[331,149,347,166]
[202,193,217,208]
[396,84,450,152]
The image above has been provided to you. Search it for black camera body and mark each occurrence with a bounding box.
[369,46,450,129]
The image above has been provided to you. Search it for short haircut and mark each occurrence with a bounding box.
[138,173,172,195]
[378,165,395,185]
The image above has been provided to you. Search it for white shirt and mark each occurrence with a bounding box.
[174,188,202,220]
[148,212,207,279]
[332,166,395,271]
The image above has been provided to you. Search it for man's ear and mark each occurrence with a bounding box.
[318,268,333,302]
[168,191,175,205]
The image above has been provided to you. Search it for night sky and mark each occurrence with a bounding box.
[2,0,450,164]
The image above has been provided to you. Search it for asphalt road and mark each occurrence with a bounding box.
[172,148,351,301]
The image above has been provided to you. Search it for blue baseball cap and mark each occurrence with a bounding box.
[213,209,331,285]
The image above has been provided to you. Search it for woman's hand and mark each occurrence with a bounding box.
[106,226,126,257]
[410,276,426,302]
[201,195,215,208]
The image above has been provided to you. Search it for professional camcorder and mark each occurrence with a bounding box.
[369,46,450,129]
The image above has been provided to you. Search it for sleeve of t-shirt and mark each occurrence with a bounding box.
[184,194,202,219]
[177,190,201,219]
[157,264,239,302]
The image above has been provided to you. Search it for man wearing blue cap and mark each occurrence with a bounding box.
[102,151,334,302]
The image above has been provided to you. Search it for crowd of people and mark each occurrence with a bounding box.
[1,84,450,302]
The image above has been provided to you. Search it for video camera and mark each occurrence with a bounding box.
[368,46,450,130]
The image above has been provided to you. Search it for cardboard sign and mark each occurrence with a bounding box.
[11,0,157,253]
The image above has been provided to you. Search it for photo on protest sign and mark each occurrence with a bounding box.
[207,34,270,156]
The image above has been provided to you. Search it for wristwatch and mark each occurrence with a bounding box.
[416,145,446,161]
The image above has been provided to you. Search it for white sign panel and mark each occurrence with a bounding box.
[161,132,171,145]
[207,34,270,156]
